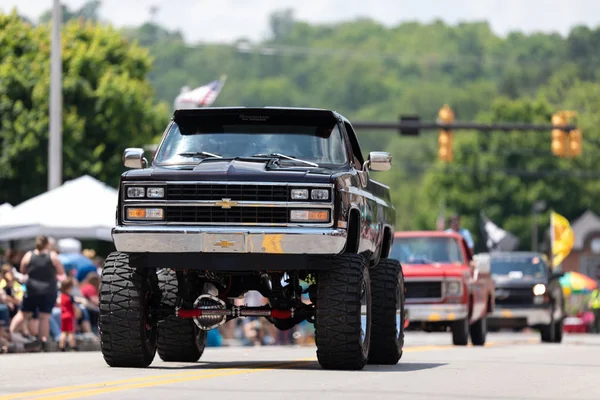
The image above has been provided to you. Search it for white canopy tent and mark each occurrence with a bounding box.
[0,202,14,221]
[0,203,14,250]
[0,175,118,242]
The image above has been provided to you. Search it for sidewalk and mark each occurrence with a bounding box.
[4,333,101,353]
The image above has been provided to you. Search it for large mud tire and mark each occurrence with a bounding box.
[156,269,206,362]
[99,252,157,368]
[368,258,405,364]
[315,254,371,371]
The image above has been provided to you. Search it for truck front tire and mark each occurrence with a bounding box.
[451,317,469,346]
[368,258,405,364]
[99,252,157,368]
[315,254,371,370]
[157,269,206,362]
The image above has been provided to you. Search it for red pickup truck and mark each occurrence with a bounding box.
[390,231,495,346]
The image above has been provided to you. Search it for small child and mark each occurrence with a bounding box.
[59,278,78,351]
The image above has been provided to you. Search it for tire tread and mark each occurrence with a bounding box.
[315,254,369,370]
[99,252,156,368]
[368,258,404,364]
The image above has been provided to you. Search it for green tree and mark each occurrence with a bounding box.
[0,11,168,205]
[417,94,599,251]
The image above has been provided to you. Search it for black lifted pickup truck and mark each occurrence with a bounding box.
[99,107,403,370]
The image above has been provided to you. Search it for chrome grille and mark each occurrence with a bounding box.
[167,184,289,202]
[165,206,288,224]
[405,281,443,299]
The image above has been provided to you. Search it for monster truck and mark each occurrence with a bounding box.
[98,107,403,370]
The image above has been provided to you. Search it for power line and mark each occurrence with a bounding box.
[180,41,584,66]
[401,163,600,179]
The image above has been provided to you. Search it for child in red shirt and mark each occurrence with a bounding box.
[59,278,78,351]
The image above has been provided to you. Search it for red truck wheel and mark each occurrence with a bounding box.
[451,318,469,346]
[470,315,487,346]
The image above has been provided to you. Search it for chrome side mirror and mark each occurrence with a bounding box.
[123,148,147,169]
[364,151,392,172]
[473,253,491,274]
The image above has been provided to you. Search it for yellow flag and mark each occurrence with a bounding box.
[551,211,574,268]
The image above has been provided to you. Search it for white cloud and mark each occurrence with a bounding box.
[2,0,599,43]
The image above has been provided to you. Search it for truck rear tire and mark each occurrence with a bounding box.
[469,315,487,346]
[451,317,469,346]
[99,252,157,368]
[315,254,371,370]
[540,321,555,343]
[368,258,405,364]
[157,269,206,362]
[553,320,563,343]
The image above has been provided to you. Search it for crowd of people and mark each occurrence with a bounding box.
[0,236,102,353]
[0,236,314,354]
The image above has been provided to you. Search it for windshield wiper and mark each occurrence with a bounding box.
[251,153,318,167]
[178,151,222,159]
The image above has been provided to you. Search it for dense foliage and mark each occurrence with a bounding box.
[0,10,168,205]
[4,2,600,251]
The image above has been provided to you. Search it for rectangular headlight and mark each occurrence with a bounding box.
[291,189,309,200]
[311,189,329,200]
[147,187,165,198]
[445,280,463,296]
[290,209,330,222]
[127,208,164,220]
[127,187,145,198]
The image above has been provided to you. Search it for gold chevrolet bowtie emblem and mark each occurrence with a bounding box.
[215,240,236,248]
[215,198,238,209]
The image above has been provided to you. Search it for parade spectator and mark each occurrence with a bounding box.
[79,273,100,332]
[446,214,475,252]
[588,288,600,333]
[9,235,64,349]
[0,264,25,319]
[58,278,78,351]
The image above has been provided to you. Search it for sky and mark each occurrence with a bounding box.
[2,0,600,43]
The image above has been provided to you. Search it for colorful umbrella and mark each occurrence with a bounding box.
[559,271,597,295]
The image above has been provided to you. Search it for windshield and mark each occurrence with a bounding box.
[389,237,465,264]
[154,121,349,166]
[490,256,548,279]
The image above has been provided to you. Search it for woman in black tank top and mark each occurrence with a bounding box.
[9,235,65,348]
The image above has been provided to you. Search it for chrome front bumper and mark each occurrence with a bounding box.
[112,225,347,254]
[489,307,552,326]
[405,303,468,322]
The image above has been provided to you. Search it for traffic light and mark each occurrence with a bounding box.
[551,112,567,157]
[438,104,454,162]
[399,115,420,136]
[551,111,580,158]
[567,128,582,157]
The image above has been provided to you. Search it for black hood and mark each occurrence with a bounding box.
[492,275,548,289]
[123,160,340,183]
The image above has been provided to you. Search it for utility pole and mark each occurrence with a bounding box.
[48,0,62,190]
[531,200,547,252]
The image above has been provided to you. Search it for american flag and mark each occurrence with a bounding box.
[174,75,227,109]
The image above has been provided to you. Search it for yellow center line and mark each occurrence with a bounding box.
[0,360,311,400]
[29,361,313,400]
[5,339,539,400]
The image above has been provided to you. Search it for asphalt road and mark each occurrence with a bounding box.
[1,332,598,400]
